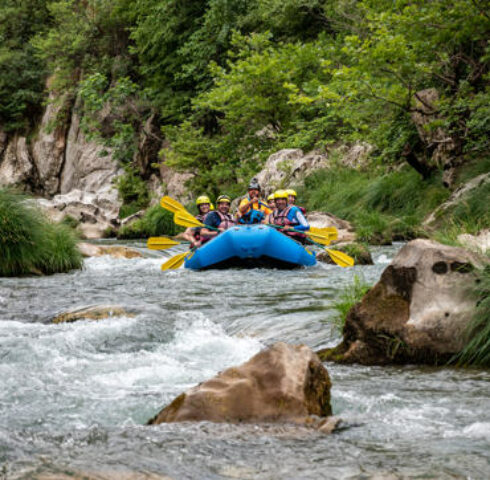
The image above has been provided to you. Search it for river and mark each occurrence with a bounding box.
[0,243,489,479]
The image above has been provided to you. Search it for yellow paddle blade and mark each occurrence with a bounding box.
[310,226,338,241]
[174,211,205,228]
[147,237,181,250]
[161,251,189,270]
[324,248,354,268]
[160,195,186,214]
[306,231,332,246]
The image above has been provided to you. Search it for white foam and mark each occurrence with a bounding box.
[463,422,490,439]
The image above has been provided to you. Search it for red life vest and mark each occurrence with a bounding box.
[271,206,306,240]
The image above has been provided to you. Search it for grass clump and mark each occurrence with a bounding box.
[0,189,82,276]
[117,205,182,239]
[331,274,371,333]
[300,166,449,243]
[453,265,490,367]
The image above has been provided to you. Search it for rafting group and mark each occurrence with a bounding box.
[182,178,310,248]
[148,178,354,270]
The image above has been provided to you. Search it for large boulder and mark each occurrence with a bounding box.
[256,149,328,196]
[148,342,332,425]
[318,239,487,365]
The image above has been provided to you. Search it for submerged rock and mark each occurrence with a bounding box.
[78,243,143,259]
[317,242,373,265]
[52,305,134,324]
[318,239,487,365]
[148,342,332,425]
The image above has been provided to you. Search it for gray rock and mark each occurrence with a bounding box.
[256,149,328,196]
[307,211,356,243]
[318,239,488,365]
[52,305,135,324]
[0,135,34,187]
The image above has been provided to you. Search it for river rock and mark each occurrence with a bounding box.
[317,242,373,265]
[148,342,332,425]
[52,305,134,324]
[457,229,490,254]
[78,242,143,259]
[307,211,356,243]
[255,149,328,196]
[318,239,487,365]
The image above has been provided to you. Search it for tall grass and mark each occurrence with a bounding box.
[117,205,182,239]
[0,189,82,276]
[331,274,371,333]
[454,266,490,367]
[300,166,449,243]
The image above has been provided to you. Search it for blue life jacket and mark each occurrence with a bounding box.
[239,209,265,224]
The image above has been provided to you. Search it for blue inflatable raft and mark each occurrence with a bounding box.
[184,225,316,270]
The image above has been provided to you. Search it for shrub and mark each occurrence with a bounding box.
[453,266,490,367]
[0,189,82,276]
[117,205,182,239]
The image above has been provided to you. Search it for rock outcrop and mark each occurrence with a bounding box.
[255,149,328,196]
[148,342,332,425]
[318,239,487,365]
[0,134,35,188]
[458,229,490,255]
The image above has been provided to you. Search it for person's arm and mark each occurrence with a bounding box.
[285,207,309,231]
[201,212,220,238]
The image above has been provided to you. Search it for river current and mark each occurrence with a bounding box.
[0,243,489,479]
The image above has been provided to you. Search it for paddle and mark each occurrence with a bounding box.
[173,211,220,231]
[160,195,186,214]
[310,226,338,241]
[160,251,191,271]
[306,238,354,268]
[147,237,189,250]
[266,223,334,246]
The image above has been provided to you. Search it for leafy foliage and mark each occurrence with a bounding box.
[117,205,181,239]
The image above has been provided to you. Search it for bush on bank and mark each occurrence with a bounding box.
[300,166,449,243]
[117,205,181,239]
[0,189,82,276]
[453,266,490,368]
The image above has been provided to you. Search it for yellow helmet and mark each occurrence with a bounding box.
[274,190,288,200]
[216,194,231,204]
[286,188,297,197]
[267,193,275,201]
[196,195,214,210]
[196,195,211,205]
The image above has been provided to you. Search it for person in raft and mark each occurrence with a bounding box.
[266,193,276,210]
[200,194,235,243]
[286,188,306,214]
[182,195,213,247]
[266,189,310,244]
[236,178,271,224]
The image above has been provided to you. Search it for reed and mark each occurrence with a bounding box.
[0,189,82,276]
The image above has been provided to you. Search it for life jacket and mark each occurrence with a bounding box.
[200,211,235,244]
[271,206,306,240]
[239,197,268,224]
[215,210,235,230]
